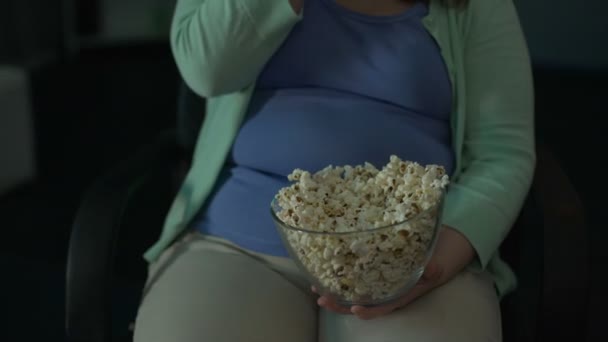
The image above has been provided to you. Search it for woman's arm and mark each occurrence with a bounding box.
[171,0,302,97]
[442,0,536,271]
[318,0,536,319]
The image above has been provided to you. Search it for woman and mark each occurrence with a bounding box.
[134,0,535,341]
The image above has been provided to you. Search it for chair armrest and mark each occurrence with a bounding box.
[533,142,589,340]
[65,130,180,342]
[501,142,589,342]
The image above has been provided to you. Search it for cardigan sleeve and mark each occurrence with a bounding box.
[170,0,301,98]
[441,0,536,271]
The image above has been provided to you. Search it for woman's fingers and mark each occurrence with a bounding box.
[313,261,443,319]
[420,261,442,283]
[312,286,350,314]
[350,263,443,320]
[350,284,424,320]
[317,295,352,314]
[351,303,398,320]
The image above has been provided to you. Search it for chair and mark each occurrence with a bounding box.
[65,80,589,342]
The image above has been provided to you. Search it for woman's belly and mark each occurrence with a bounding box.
[230,88,454,176]
[192,88,455,256]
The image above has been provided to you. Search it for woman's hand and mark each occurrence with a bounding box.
[315,226,476,320]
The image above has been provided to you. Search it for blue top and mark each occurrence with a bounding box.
[191,0,454,256]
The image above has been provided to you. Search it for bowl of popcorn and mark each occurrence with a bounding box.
[270,155,449,307]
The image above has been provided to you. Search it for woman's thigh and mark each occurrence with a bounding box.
[134,239,318,342]
[319,271,502,342]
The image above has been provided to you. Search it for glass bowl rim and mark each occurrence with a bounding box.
[270,188,445,235]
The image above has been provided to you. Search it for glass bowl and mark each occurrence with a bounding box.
[270,192,444,307]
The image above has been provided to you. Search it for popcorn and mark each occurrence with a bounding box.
[275,155,449,303]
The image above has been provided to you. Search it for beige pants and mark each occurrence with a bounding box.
[134,231,502,342]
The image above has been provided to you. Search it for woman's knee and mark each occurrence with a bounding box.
[134,247,317,342]
[319,271,502,342]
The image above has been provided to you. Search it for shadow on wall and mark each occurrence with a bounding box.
[0,0,64,64]
[514,0,608,71]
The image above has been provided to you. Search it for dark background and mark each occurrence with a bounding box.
[0,0,606,341]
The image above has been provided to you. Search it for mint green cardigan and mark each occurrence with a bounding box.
[144,0,535,297]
